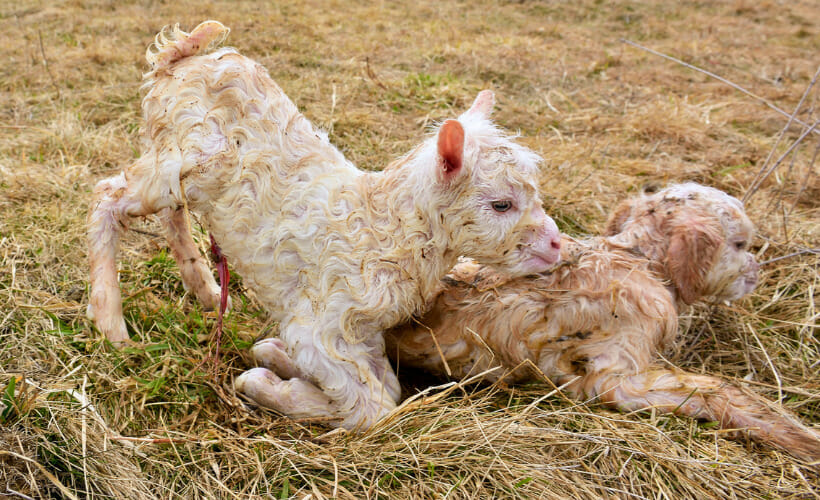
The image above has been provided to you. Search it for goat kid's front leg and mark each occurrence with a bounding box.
[590,368,820,462]
[159,207,230,313]
[235,367,338,421]
[250,337,303,379]
[237,323,401,430]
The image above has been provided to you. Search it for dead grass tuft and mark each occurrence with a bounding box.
[1,0,818,497]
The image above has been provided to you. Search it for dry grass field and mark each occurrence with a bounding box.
[1,0,818,498]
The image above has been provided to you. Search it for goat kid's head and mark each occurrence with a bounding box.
[606,183,759,305]
[411,90,561,276]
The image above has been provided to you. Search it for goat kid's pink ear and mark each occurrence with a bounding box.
[437,119,465,183]
[603,199,635,236]
[465,90,495,118]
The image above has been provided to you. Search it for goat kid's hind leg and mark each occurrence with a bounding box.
[87,158,180,345]
[159,207,230,313]
[592,369,820,462]
[237,337,342,425]
[297,332,401,430]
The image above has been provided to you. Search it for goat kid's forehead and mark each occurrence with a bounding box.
[460,117,541,174]
[410,115,542,192]
[647,184,753,231]
[471,145,540,188]
[657,183,744,210]
[384,111,545,209]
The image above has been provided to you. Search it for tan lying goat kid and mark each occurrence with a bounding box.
[87,21,561,430]
[385,184,820,461]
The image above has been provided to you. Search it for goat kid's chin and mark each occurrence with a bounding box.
[523,249,561,273]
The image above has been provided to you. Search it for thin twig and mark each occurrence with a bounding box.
[561,171,594,202]
[780,199,789,243]
[4,488,36,500]
[744,120,820,202]
[130,227,162,238]
[746,65,820,204]
[411,315,452,376]
[765,140,800,213]
[620,40,820,137]
[747,323,783,403]
[81,375,89,498]
[108,435,190,444]
[37,30,60,98]
[788,138,820,216]
[759,248,819,266]
[365,57,387,90]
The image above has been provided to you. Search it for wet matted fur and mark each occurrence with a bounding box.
[385,184,820,461]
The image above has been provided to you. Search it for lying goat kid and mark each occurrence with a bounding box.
[384,184,820,461]
[87,21,561,430]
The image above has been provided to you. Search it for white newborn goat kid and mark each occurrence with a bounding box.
[86,21,561,430]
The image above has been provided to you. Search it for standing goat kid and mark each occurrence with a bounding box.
[87,21,561,430]
[384,184,820,461]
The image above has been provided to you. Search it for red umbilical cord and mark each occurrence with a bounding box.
[209,234,230,376]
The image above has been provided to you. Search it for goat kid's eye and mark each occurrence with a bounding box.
[491,200,513,213]
[734,241,746,250]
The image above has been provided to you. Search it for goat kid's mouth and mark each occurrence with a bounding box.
[523,247,561,272]
[743,276,759,295]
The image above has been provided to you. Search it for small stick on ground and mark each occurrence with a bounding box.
[37,30,60,99]
[746,65,820,204]
[788,139,819,216]
[744,120,819,202]
[365,57,387,90]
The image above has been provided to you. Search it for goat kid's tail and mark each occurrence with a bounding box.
[145,20,229,74]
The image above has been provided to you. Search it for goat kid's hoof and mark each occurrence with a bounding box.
[235,367,290,411]
[236,367,282,395]
[88,304,132,347]
[250,338,301,379]
[236,367,335,418]
[201,289,232,315]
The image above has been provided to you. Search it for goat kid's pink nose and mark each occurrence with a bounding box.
[539,213,561,243]
[530,216,562,263]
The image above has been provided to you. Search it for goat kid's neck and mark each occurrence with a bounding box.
[603,226,688,308]
[357,159,463,301]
